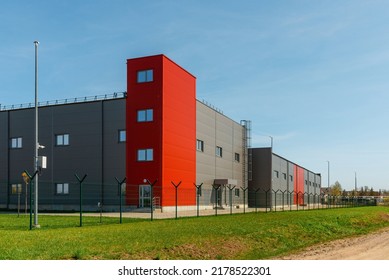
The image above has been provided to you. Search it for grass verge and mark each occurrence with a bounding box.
[1,206,389,260]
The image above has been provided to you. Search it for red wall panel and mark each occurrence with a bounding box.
[126,55,196,207]
[294,165,305,205]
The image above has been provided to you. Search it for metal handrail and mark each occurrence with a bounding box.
[0,91,126,111]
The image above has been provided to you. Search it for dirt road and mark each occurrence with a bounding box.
[279,227,389,260]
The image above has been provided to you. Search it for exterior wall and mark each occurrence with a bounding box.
[0,111,9,208]
[249,147,321,208]
[196,101,245,208]
[126,55,196,208]
[0,98,126,211]
[294,165,305,205]
[1,54,322,212]
[248,148,272,207]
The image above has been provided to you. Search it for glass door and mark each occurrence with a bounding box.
[139,185,151,207]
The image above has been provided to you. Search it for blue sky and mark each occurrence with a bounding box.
[1,0,389,190]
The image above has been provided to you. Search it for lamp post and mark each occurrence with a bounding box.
[326,161,330,189]
[33,41,40,228]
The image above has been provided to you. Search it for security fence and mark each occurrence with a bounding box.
[1,177,379,225]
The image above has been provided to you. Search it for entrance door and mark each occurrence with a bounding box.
[139,185,151,207]
[214,186,223,207]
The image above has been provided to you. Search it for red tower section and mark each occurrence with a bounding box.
[126,55,196,208]
[294,165,305,205]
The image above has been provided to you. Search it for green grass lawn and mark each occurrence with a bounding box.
[1,206,389,260]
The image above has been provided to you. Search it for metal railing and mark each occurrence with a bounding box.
[0,92,126,111]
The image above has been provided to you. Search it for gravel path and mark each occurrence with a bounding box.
[278,227,389,260]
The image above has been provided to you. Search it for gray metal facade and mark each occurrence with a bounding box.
[248,147,321,208]
[0,98,126,210]
[1,97,319,212]
[196,100,247,209]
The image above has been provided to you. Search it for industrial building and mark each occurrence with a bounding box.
[0,54,320,212]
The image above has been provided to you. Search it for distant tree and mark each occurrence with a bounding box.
[369,187,375,196]
[330,181,342,196]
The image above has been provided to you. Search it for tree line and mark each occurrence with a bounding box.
[325,181,388,197]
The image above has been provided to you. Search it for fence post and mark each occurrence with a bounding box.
[281,190,287,211]
[226,185,236,215]
[255,188,260,213]
[240,187,248,214]
[144,179,158,221]
[23,170,38,230]
[212,185,221,216]
[115,177,126,224]
[194,183,203,217]
[171,181,182,219]
[75,174,87,227]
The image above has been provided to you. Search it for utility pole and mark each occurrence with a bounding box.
[34,41,40,228]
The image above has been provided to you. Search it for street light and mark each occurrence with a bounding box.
[326,160,330,188]
[34,40,40,228]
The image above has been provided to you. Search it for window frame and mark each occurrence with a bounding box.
[55,133,70,146]
[216,146,223,157]
[118,129,126,143]
[234,152,240,162]
[137,148,154,161]
[11,183,22,195]
[10,137,23,149]
[234,188,240,197]
[196,139,204,152]
[56,183,69,195]
[137,69,153,83]
[137,109,153,122]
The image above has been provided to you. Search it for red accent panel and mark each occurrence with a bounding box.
[161,58,196,206]
[294,165,305,205]
[125,55,196,207]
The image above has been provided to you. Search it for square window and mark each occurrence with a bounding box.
[137,149,153,161]
[196,139,204,152]
[10,137,22,149]
[235,153,240,162]
[118,130,126,142]
[56,134,69,146]
[216,146,223,157]
[137,69,153,83]
[283,173,287,180]
[137,109,153,122]
[273,170,279,178]
[11,184,22,194]
[235,188,240,197]
[56,183,69,195]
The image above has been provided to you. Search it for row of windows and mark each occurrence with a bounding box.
[274,171,293,182]
[12,182,126,195]
[9,132,127,149]
[196,139,240,162]
[10,134,70,149]
[273,170,320,187]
